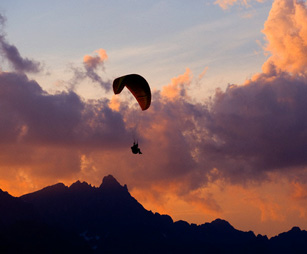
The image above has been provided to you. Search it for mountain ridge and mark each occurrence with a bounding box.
[0,175,306,253]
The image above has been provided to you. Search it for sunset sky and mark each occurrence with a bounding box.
[0,0,307,238]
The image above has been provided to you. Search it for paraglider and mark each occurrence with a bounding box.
[112,74,151,154]
[113,74,151,111]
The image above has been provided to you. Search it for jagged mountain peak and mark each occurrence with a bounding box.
[21,175,129,201]
[1,174,307,253]
[100,174,128,192]
[0,188,19,203]
[211,218,234,229]
[289,226,301,233]
[69,180,93,192]
[0,188,11,197]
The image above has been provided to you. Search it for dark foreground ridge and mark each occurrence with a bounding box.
[0,175,306,253]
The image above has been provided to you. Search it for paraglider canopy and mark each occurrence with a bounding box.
[113,74,151,110]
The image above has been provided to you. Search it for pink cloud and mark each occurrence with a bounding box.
[69,48,111,91]
[214,0,266,10]
[161,68,192,100]
[83,49,108,69]
[262,0,307,75]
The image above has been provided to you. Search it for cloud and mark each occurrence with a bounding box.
[214,0,266,10]
[0,40,42,73]
[194,0,307,184]
[291,182,307,200]
[83,49,111,91]
[199,72,307,182]
[198,67,208,81]
[0,70,129,188]
[161,68,192,100]
[83,48,108,69]
[0,14,42,73]
[131,183,222,221]
[240,187,285,222]
[69,49,111,92]
[0,72,84,145]
[262,0,307,75]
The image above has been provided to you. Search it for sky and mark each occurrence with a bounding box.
[0,0,307,238]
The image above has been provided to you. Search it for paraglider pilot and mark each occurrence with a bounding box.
[131,142,142,154]
[113,74,150,155]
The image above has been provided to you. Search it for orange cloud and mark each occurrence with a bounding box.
[108,95,121,112]
[252,197,285,222]
[215,0,244,9]
[262,0,307,75]
[130,179,222,224]
[161,68,192,100]
[214,0,265,10]
[198,66,208,81]
[83,48,108,69]
[69,48,111,92]
[291,181,307,200]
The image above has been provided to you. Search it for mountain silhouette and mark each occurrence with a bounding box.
[0,175,306,253]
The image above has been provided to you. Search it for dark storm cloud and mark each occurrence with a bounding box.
[195,71,307,182]
[142,67,307,186]
[0,14,42,74]
[0,71,127,147]
[0,69,129,181]
[0,40,42,73]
